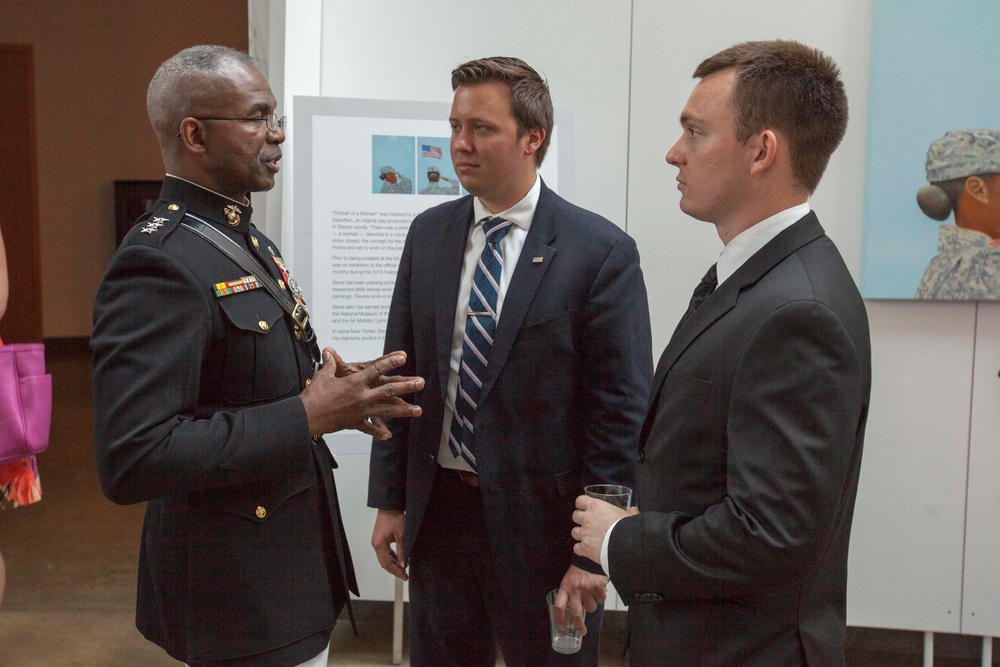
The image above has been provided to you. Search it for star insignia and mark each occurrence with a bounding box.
[140,220,166,234]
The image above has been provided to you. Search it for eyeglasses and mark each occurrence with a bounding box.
[192,114,287,132]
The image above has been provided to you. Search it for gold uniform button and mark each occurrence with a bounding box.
[251,236,260,250]
[294,327,302,340]
[278,279,286,291]
[305,378,311,386]
[255,506,267,519]
[167,203,180,211]
[258,320,269,331]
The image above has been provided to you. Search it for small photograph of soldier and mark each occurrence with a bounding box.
[419,165,459,195]
[371,134,415,194]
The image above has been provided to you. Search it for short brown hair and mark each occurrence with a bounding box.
[451,56,554,165]
[694,40,848,193]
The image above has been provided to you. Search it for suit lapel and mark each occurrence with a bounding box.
[646,212,826,411]
[435,199,475,400]
[478,183,559,403]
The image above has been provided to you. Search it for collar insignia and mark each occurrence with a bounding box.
[224,204,242,227]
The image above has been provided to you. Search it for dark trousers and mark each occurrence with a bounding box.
[408,469,603,667]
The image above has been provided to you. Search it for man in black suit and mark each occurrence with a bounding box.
[368,57,652,666]
[573,40,872,666]
[91,45,423,667]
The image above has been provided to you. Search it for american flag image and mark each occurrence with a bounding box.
[421,144,443,159]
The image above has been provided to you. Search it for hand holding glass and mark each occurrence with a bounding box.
[584,484,632,509]
[547,589,583,654]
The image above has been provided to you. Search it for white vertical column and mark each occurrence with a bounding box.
[247,0,287,242]
[393,577,404,665]
[962,302,1000,638]
[269,0,322,256]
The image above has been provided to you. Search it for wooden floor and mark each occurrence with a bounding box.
[0,345,994,666]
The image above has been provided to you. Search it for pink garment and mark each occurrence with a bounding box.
[0,338,42,509]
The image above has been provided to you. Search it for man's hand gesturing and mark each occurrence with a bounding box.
[300,348,424,440]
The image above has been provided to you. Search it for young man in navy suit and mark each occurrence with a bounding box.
[574,40,872,666]
[368,57,652,666]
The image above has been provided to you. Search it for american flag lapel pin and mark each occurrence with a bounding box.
[532,256,544,264]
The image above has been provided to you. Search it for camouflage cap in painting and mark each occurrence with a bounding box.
[926,129,1000,182]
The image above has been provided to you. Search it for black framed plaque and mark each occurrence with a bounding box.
[114,180,162,246]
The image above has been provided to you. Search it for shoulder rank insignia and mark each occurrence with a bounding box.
[140,216,169,234]
[123,200,186,248]
[213,275,263,297]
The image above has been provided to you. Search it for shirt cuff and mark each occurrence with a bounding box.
[601,517,625,577]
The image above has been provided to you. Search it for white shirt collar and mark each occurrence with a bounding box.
[716,202,811,286]
[472,174,540,231]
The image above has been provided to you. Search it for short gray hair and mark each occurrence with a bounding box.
[147,45,257,138]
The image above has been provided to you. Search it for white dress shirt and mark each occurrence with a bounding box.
[437,176,541,471]
[599,202,812,575]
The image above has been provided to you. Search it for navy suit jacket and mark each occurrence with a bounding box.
[368,181,652,611]
[610,213,872,666]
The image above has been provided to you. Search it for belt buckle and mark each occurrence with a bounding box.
[455,469,480,488]
[291,301,310,329]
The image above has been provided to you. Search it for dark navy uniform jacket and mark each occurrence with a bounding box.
[92,176,357,665]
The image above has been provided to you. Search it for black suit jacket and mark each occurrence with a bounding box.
[610,213,871,666]
[91,177,357,664]
[368,182,652,610]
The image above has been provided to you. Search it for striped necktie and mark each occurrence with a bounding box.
[448,217,513,472]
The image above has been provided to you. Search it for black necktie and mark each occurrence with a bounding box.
[677,263,718,330]
[644,263,720,449]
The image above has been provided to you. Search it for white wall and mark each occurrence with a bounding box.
[261,0,1000,637]
[318,0,634,227]
[962,302,1000,637]
[847,301,973,632]
[628,0,874,351]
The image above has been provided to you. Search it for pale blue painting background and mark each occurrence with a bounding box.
[371,135,415,194]
[861,0,1000,299]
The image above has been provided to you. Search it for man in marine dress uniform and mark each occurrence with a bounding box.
[91,45,423,667]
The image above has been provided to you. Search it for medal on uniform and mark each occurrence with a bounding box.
[271,255,306,304]
[271,254,312,338]
[213,275,263,297]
